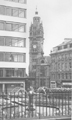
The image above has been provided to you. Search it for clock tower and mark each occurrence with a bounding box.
[29,9,44,78]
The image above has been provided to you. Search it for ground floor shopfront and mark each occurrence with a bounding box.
[0,77,35,94]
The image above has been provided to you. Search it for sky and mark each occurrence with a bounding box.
[27,0,72,56]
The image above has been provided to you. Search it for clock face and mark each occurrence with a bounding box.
[33,44,36,49]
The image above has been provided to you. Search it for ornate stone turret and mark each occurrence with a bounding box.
[29,9,44,38]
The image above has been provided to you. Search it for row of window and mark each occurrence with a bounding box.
[0,37,26,47]
[5,0,27,4]
[0,5,26,18]
[51,61,72,72]
[0,68,25,77]
[58,43,72,50]
[52,72,71,80]
[51,53,72,62]
[0,21,26,32]
[0,52,26,62]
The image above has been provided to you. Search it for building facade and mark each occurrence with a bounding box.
[29,10,44,78]
[50,38,72,88]
[0,0,27,92]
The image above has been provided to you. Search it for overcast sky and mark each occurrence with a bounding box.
[27,0,72,55]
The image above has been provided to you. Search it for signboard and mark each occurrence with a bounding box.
[50,81,56,88]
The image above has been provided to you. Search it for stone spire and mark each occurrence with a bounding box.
[35,6,38,15]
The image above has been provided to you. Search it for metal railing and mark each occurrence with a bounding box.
[0,90,71,120]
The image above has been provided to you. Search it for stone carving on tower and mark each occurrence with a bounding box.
[29,9,44,78]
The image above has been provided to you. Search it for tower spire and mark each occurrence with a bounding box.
[35,6,38,15]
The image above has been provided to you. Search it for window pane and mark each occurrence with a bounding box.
[17,39,24,47]
[0,69,3,77]
[24,38,26,47]
[19,0,24,3]
[5,53,12,61]
[12,39,17,46]
[6,23,12,31]
[12,24,19,31]
[24,24,26,32]
[14,0,18,2]
[23,53,26,62]
[0,52,4,61]
[24,0,27,4]
[0,6,5,15]
[5,68,14,77]
[5,37,12,46]
[19,9,24,18]
[0,22,4,30]
[24,9,26,18]
[12,8,18,17]
[0,37,4,46]
[19,24,24,32]
[13,54,18,62]
[18,54,23,62]
[6,7,12,16]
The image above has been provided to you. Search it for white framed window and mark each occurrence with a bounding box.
[6,23,12,31]
[6,7,12,16]
[0,6,5,15]
[0,21,4,30]
[24,38,26,47]
[12,8,18,17]
[12,23,19,32]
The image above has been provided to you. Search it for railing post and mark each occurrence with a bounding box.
[39,92,40,119]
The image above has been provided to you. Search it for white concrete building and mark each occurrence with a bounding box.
[0,0,27,92]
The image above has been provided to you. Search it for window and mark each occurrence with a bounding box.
[64,45,67,49]
[17,39,23,47]
[18,54,24,62]
[5,37,12,46]
[5,53,10,61]
[70,43,72,48]
[62,73,64,79]
[69,61,72,68]
[19,0,25,3]
[65,73,68,79]
[0,69,3,77]
[24,0,27,4]
[69,73,71,79]
[24,23,26,32]
[5,0,27,4]
[6,7,12,16]
[58,74,60,79]
[58,46,62,50]
[5,68,14,77]
[12,38,17,46]
[0,6,5,15]
[0,21,4,30]
[24,9,26,18]
[6,23,12,31]
[12,8,18,17]
[19,9,24,18]
[12,23,19,32]
[19,24,24,32]
[0,52,4,61]
[13,54,17,62]
[24,53,26,62]
[14,0,19,2]
[24,38,26,47]
[0,37,4,46]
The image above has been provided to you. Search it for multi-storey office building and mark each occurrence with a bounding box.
[50,38,72,88]
[0,0,27,92]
